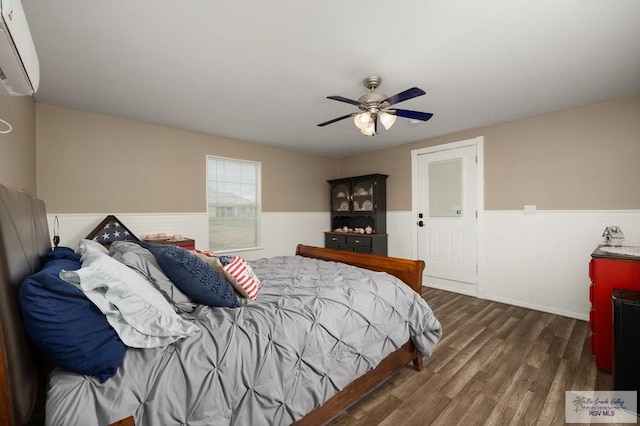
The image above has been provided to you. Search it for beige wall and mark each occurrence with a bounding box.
[36,104,337,213]
[0,95,36,192]
[338,95,640,211]
[29,94,640,213]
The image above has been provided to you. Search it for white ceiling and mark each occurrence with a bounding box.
[21,0,640,158]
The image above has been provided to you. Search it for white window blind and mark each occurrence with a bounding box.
[206,156,261,251]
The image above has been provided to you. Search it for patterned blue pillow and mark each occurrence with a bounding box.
[19,257,126,382]
[141,242,239,308]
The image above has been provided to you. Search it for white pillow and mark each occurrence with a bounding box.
[60,240,200,348]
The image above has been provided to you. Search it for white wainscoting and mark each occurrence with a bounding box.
[387,211,415,259]
[50,209,640,320]
[47,213,210,250]
[386,209,640,321]
[256,212,326,259]
[47,212,328,261]
[479,210,640,321]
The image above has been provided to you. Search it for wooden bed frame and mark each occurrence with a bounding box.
[0,181,425,426]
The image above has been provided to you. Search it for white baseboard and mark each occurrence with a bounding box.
[482,294,589,321]
[424,276,478,297]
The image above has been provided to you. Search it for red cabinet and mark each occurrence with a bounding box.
[589,246,640,372]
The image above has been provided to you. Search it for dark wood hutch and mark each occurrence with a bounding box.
[325,174,388,255]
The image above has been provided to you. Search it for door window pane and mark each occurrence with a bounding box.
[429,159,462,217]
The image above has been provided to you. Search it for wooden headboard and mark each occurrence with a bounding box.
[0,181,51,425]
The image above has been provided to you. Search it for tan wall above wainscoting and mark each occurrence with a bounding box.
[36,104,337,213]
[0,95,36,193]
[337,95,640,211]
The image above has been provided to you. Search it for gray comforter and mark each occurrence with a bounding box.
[46,255,442,426]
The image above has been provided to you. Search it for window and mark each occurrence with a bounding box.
[206,156,261,251]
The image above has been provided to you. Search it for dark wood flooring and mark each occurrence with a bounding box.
[329,287,618,426]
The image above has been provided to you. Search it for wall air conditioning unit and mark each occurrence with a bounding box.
[0,0,39,95]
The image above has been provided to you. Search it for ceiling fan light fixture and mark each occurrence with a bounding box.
[379,111,397,130]
[354,112,371,130]
[360,120,375,136]
[317,75,432,135]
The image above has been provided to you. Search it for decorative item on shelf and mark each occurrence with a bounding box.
[330,227,376,235]
[143,234,195,250]
[353,201,360,211]
[361,200,373,211]
[338,201,349,211]
[145,233,169,241]
[602,226,625,247]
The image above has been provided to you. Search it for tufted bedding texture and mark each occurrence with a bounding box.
[46,255,442,426]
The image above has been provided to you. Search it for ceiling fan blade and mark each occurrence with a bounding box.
[327,96,361,106]
[317,113,355,127]
[382,87,426,106]
[392,109,434,121]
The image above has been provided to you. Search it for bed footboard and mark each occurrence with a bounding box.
[295,244,425,294]
[293,245,426,424]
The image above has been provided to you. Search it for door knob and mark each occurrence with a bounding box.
[417,220,424,227]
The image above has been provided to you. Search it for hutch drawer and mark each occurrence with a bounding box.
[346,235,371,248]
[325,234,346,248]
[324,232,387,255]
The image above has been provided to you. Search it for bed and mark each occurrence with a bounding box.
[0,180,441,426]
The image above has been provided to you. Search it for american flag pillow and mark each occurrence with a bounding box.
[191,250,260,300]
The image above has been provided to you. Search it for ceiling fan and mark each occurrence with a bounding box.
[317,76,433,136]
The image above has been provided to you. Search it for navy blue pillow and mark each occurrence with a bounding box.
[43,246,81,263]
[19,257,126,382]
[141,242,239,308]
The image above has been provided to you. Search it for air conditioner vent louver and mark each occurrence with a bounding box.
[0,0,39,96]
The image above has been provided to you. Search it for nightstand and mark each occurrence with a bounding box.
[143,238,195,251]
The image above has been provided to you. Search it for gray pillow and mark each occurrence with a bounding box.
[109,241,196,313]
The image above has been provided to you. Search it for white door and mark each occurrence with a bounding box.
[415,143,478,295]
